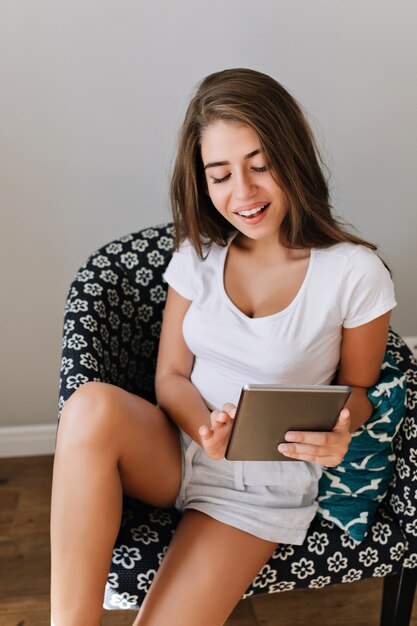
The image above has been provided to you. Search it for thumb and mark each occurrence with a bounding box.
[332,408,350,432]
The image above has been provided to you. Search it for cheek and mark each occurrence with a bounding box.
[207,187,227,212]
[273,185,288,209]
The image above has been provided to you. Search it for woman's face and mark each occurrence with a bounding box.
[200,120,288,244]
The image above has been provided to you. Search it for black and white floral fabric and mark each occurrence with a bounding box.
[59,224,417,612]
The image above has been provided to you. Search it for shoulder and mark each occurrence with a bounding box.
[172,238,199,263]
[316,243,396,328]
[316,241,376,262]
[163,237,227,300]
[172,237,226,267]
[315,242,389,279]
[313,242,396,327]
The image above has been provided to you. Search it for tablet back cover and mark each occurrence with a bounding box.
[225,385,351,461]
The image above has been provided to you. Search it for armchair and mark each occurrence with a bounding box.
[59,224,417,624]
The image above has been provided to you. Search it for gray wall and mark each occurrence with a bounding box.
[1,0,416,428]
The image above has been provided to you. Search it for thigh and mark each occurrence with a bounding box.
[134,509,278,626]
[57,381,182,508]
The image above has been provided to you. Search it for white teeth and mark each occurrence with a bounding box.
[237,203,268,217]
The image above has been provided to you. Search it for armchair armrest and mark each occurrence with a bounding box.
[385,331,417,560]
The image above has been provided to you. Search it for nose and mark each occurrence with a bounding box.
[234,170,257,200]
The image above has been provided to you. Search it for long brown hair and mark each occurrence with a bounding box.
[170,68,378,259]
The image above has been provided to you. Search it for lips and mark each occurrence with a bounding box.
[234,202,270,225]
[234,202,270,217]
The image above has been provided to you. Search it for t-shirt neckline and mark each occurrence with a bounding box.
[219,232,316,322]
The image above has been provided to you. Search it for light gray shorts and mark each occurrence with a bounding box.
[175,432,323,545]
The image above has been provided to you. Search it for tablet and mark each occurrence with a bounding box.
[225,384,351,461]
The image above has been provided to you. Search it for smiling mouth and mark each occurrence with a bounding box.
[235,203,270,218]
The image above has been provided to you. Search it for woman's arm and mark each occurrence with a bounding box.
[155,286,212,442]
[336,311,391,432]
[277,310,392,466]
[156,286,241,458]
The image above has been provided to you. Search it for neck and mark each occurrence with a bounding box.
[234,232,302,262]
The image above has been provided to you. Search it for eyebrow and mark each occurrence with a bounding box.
[203,148,263,170]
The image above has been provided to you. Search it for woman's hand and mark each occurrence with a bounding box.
[277,408,352,467]
[199,403,237,460]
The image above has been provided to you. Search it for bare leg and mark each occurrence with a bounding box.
[50,382,181,626]
[133,509,278,626]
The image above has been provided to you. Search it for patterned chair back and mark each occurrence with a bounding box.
[60,224,174,412]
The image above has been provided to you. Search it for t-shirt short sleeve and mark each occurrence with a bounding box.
[341,246,396,329]
[163,240,201,301]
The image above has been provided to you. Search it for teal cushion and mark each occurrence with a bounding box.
[317,353,407,542]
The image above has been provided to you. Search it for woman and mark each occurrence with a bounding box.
[50,68,396,626]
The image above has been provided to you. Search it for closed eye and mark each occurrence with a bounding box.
[211,174,231,184]
[211,166,268,184]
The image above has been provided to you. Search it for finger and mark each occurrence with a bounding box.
[210,411,221,428]
[210,411,227,429]
[278,442,334,458]
[216,412,228,423]
[200,421,233,460]
[285,413,351,443]
[277,450,343,467]
[222,403,237,418]
[284,430,333,446]
[332,408,351,432]
[199,425,212,440]
[278,442,348,466]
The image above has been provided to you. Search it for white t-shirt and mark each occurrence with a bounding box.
[163,234,396,411]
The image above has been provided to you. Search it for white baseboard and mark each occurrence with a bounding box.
[1,337,415,459]
[0,424,56,458]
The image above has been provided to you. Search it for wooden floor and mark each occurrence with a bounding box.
[0,455,416,626]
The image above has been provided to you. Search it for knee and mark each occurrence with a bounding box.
[57,381,124,451]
